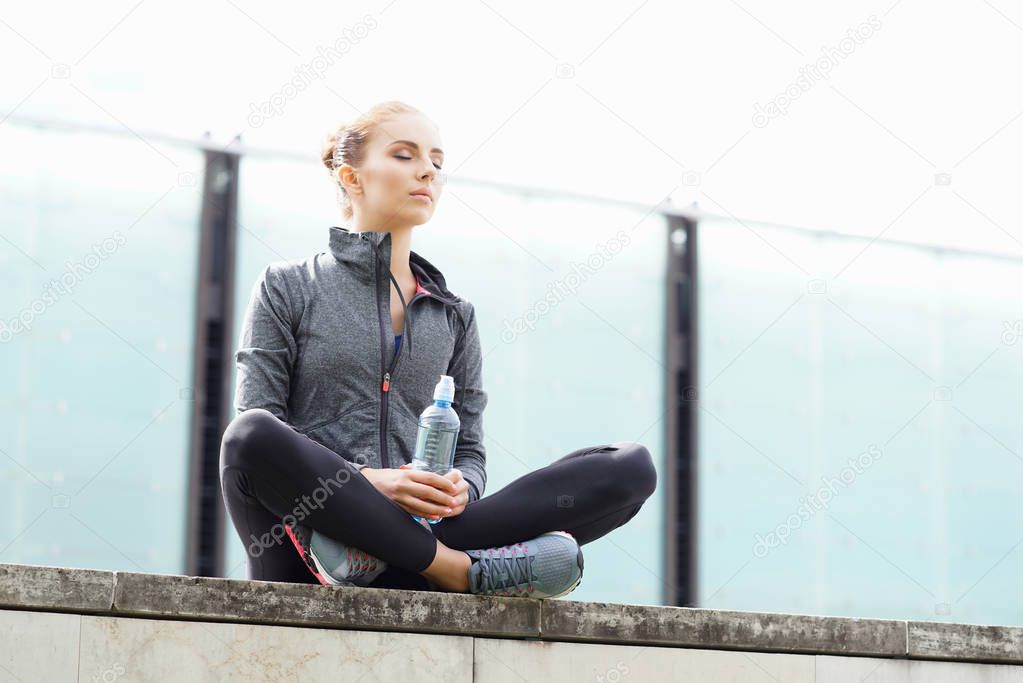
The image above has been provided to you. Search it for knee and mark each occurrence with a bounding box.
[602,441,658,504]
[220,408,281,470]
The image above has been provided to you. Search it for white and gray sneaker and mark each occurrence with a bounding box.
[466,531,584,599]
[285,523,387,587]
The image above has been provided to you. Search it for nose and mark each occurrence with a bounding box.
[418,160,436,184]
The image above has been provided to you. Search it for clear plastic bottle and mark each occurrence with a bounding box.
[409,374,461,525]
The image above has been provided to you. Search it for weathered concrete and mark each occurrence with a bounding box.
[909,620,1023,665]
[77,613,475,682]
[0,610,81,681]
[0,562,113,614]
[113,571,540,638]
[540,600,907,657]
[1,562,1022,668]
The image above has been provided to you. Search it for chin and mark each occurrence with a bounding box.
[409,202,435,217]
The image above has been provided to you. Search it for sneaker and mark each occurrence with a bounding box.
[284,523,387,587]
[466,530,584,599]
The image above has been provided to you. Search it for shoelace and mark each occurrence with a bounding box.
[476,543,535,596]
[346,547,380,578]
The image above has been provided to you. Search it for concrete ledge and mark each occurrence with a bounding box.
[0,563,113,614]
[1,562,1021,666]
[541,600,906,657]
[113,571,540,638]
[909,621,1023,665]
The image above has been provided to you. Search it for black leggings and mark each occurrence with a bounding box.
[219,408,658,590]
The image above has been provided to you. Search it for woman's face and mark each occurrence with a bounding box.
[342,111,445,227]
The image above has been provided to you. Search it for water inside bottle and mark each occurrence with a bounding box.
[411,423,459,472]
[410,423,459,524]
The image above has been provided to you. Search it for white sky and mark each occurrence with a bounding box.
[2,0,1021,259]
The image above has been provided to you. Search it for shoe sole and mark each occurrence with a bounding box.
[307,541,343,586]
[284,523,333,586]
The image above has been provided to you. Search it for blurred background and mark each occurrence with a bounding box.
[1,1,1021,625]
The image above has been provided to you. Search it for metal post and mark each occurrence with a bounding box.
[664,214,699,606]
[184,143,239,577]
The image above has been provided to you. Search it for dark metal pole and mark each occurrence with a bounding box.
[184,141,240,577]
[665,214,699,606]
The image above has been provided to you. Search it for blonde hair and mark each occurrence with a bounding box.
[321,101,425,221]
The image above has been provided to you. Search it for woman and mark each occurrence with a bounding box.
[219,101,658,598]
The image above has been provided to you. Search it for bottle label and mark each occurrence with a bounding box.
[411,422,459,473]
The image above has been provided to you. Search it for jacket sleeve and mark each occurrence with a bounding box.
[448,302,489,503]
[234,263,299,422]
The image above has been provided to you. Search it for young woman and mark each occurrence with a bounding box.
[219,101,658,598]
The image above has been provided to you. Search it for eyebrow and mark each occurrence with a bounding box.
[389,140,444,155]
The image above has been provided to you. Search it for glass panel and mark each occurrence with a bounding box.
[0,123,201,574]
[697,215,1023,625]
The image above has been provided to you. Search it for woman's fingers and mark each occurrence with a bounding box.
[393,466,459,517]
[405,467,458,494]
[406,481,456,509]
[399,493,451,517]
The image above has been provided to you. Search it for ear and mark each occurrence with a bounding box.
[337,164,361,197]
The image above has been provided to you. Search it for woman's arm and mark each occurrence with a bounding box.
[447,301,489,504]
[234,263,300,421]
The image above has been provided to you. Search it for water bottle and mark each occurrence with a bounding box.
[409,374,461,525]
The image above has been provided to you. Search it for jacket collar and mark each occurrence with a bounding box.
[327,226,461,304]
[327,226,463,361]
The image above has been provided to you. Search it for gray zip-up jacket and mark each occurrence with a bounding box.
[233,226,488,503]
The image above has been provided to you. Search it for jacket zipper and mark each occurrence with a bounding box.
[373,251,463,470]
[377,284,429,469]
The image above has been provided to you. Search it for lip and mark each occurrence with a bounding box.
[410,188,433,202]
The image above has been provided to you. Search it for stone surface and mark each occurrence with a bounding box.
[816,653,1023,682]
[79,614,473,682]
[0,562,1021,670]
[113,571,541,638]
[541,601,907,657]
[0,563,113,613]
[0,608,80,682]
[475,637,815,682]
[908,620,1023,665]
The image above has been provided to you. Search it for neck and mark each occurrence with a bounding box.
[350,224,414,284]
[386,227,413,282]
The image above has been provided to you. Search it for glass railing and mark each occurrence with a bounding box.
[697,214,1023,625]
[0,122,202,574]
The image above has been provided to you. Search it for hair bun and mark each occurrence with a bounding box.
[321,127,343,171]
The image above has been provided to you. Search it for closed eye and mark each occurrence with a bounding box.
[395,154,442,170]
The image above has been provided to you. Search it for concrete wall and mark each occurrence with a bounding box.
[1,563,1022,681]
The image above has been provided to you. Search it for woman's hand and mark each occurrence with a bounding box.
[362,465,462,520]
[437,468,470,518]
